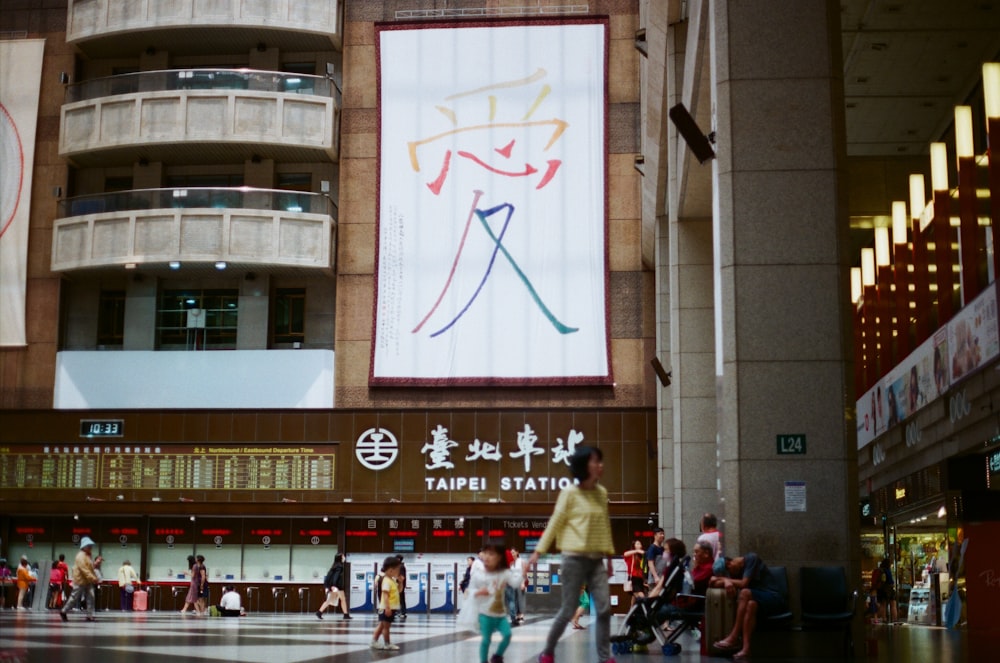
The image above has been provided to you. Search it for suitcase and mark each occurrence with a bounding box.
[132,589,148,611]
[702,587,736,655]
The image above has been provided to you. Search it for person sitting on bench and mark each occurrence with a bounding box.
[654,540,714,628]
[709,553,788,661]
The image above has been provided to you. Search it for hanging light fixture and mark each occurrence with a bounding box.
[875,227,890,267]
[861,248,876,286]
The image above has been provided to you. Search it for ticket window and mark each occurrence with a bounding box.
[291,545,337,583]
[92,520,143,583]
[204,546,242,583]
[147,545,195,581]
[147,522,192,581]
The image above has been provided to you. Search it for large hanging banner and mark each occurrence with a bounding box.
[373,19,610,386]
[0,39,45,347]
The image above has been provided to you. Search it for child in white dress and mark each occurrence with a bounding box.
[468,542,524,663]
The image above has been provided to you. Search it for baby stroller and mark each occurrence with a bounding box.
[611,557,705,656]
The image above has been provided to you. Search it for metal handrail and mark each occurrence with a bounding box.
[65,68,335,104]
[58,187,337,221]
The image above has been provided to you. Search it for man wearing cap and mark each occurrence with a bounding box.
[60,536,100,622]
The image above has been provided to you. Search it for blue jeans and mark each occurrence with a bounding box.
[505,585,524,620]
[543,555,611,662]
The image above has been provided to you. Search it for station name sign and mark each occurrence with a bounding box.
[357,423,587,494]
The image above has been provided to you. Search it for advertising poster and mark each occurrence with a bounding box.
[373,20,609,385]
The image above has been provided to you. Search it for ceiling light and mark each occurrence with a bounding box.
[169,261,181,270]
[984,63,1000,119]
[214,261,227,270]
[930,143,948,191]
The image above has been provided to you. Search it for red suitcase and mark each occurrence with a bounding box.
[132,589,148,611]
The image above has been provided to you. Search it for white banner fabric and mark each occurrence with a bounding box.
[0,39,45,347]
[374,21,609,385]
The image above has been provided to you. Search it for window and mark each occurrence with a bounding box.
[165,174,244,209]
[157,289,238,350]
[276,173,311,212]
[280,62,317,93]
[97,290,126,347]
[273,288,305,344]
[104,177,133,192]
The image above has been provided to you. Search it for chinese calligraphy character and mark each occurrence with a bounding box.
[422,425,459,469]
[466,437,502,462]
[510,424,544,473]
[551,429,585,465]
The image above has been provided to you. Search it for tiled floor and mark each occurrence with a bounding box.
[0,608,983,663]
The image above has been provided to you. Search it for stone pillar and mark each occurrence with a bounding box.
[670,216,717,544]
[661,1,721,545]
[237,274,270,350]
[123,276,157,351]
[711,0,857,588]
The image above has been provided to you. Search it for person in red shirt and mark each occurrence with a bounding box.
[48,561,66,609]
[623,539,647,606]
[647,540,713,628]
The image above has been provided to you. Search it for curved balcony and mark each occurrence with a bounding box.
[67,0,342,57]
[51,187,337,274]
[60,69,339,166]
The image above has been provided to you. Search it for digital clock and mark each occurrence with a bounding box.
[80,419,124,437]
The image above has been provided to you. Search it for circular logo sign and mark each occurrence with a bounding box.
[262,536,271,546]
[166,535,175,545]
[214,536,223,546]
[356,427,399,471]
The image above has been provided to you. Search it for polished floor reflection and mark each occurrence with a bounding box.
[0,608,981,663]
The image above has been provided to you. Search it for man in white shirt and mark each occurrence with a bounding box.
[507,548,528,625]
[218,585,243,616]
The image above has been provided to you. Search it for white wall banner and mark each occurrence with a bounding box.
[0,39,45,347]
[373,20,610,385]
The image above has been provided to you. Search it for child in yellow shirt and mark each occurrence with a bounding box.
[371,555,402,650]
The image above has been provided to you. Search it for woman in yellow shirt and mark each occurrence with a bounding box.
[528,446,616,663]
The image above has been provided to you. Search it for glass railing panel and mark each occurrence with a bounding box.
[59,188,337,220]
[65,69,334,103]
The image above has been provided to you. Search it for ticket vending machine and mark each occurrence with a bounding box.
[429,562,456,613]
[350,563,376,612]
[403,563,428,613]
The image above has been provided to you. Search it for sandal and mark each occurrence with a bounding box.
[572,622,585,629]
[713,639,740,651]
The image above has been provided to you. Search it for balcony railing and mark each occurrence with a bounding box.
[65,69,337,104]
[52,187,337,273]
[67,0,342,51]
[58,187,337,220]
[59,70,339,163]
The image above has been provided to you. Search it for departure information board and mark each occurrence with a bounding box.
[0,444,336,491]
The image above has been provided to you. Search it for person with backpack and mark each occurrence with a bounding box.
[316,553,351,619]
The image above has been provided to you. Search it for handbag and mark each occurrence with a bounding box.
[623,579,632,592]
